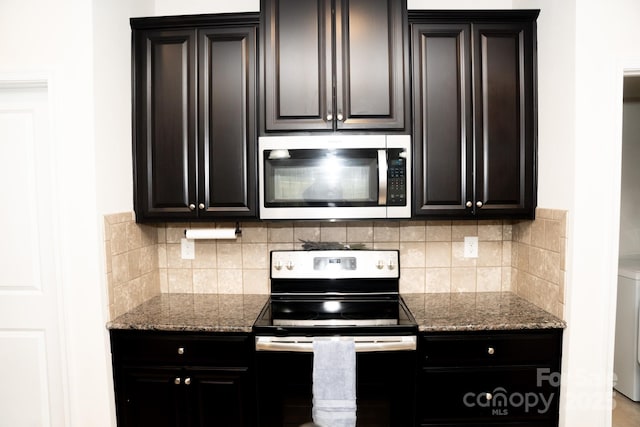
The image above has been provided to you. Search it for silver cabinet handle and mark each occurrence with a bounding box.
[174,378,181,385]
[466,201,473,208]
[189,204,196,211]
[487,347,495,355]
[476,201,483,208]
[184,378,191,385]
[327,113,333,121]
[177,347,185,355]
[337,113,344,121]
[198,203,205,210]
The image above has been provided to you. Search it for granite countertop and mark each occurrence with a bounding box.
[107,292,565,333]
[403,292,566,332]
[107,293,268,333]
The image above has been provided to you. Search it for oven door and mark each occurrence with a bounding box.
[255,336,417,427]
[258,135,410,220]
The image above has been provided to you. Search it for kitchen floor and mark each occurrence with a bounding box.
[613,391,640,427]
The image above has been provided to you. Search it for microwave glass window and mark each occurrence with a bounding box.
[264,149,379,207]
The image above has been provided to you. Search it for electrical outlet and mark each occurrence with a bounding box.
[464,236,479,258]
[181,238,195,259]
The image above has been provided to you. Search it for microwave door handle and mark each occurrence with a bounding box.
[378,149,388,205]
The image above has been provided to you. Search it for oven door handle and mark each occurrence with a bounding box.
[255,336,416,353]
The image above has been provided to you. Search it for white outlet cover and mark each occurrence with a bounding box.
[181,238,195,259]
[464,236,479,258]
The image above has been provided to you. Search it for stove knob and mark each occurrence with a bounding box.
[286,261,295,270]
[274,260,283,271]
[388,260,396,270]
[376,260,385,269]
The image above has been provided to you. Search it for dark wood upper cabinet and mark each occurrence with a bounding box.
[261,0,409,133]
[132,14,258,222]
[411,11,538,219]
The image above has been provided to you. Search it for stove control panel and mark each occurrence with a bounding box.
[271,250,399,279]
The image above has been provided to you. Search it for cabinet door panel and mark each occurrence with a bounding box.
[133,29,198,219]
[474,22,535,216]
[262,0,333,131]
[117,367,183,427]
[336,0,408,130]
[411,23,472,217]
[199,27,257,217]
[189,368,251,427]
[417,366,559,423]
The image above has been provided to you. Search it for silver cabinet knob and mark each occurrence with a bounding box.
[487,347,495,355]
[189,204,196,211]
[337,113,344,121]
[466,201,473,208]
[387,260,396,270]
[174,378,181,385]
[198,203,205,210]
[274,260,283,271]
[376,260,385,270]
[486,392,493,401]
[177,347,185,355]
[184,378,191,385]
[286,261,294,271]
[327,113,333,121]
[476,201,483,208]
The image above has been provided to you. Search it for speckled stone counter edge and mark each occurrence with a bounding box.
[402,292,566,332]
[107,292,566,333]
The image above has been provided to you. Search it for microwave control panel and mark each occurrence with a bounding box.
[388,149,406,206]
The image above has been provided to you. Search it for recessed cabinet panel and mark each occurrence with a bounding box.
[340,0,391,117]
[336,0,407,130]
[132,15,258,222]
[412,24,471,215]
[263,0,332,131]
[475,23,534,214]
[120,368,183,427]
[411,11,537,219]
[262,0,408,133]
[199,28,256,215]
[136,30,197,217]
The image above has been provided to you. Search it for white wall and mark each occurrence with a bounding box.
[0,0,116,425]
[153,0,259,16]
[619,102,640,256]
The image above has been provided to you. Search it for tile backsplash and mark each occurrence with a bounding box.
[104,209,567,320]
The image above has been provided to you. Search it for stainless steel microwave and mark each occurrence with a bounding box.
[258,135,411,220]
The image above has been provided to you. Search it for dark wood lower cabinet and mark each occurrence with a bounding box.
[110,331,254,427]
[416,330,563,427]
[110,329,562,427]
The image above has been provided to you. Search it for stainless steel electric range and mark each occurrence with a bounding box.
[253,250,418,427]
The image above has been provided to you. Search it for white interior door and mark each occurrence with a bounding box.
[0,83,68,426]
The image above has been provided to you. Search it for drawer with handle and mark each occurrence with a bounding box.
[420,330,562,367]
[110,330,251,366]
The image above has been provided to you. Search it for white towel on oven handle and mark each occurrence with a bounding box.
[312,337,356,427]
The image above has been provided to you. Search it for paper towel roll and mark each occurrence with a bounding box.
[184,228,237,240]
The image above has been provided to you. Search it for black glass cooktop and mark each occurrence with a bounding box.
[253,296,417,336]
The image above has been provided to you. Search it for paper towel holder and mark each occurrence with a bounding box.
[183,222,242,239]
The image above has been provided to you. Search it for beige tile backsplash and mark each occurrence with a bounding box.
[104,209,568,321]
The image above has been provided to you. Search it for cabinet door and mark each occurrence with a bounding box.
[262,0,333,131]
[411,23,473,217]
[417,366,559,423]
[116,367,183,427]
[133,29,198,220]
[335,0,408,131]
[473,21,536,217]
[188,368,253,427]
[198,26,257,217]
